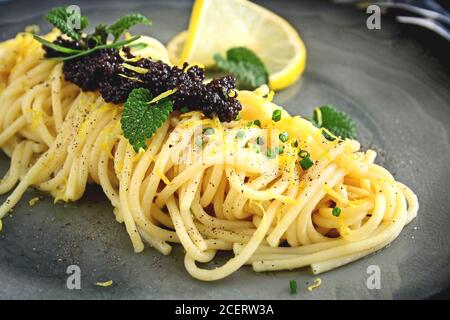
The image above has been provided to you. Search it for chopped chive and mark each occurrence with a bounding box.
[298,150,310,159]
[332,207,341,217]
[253,119,261,127]
[180,106,189,113]
[247,121,253,127]
[300,156,314,170]
[292,140,299,148]
[236,130,245,139]
[195,136,203,148]
[235,113,241,121]
[253,145,260,154]
[203,128,215,135]
[272,109,282,122]
[266,148,276,159]
[290,280,297,294]
[47,35,141,61]
[275,146,284,154]
[256,137,265,145]
[279,132,289,142]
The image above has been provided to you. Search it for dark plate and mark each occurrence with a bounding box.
[0,0,449,299]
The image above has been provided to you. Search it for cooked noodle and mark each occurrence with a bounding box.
[0,31,418,281]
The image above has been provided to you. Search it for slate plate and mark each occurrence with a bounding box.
[0,0,449,300]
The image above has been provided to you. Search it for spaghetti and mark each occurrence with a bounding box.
[0,31,418,281]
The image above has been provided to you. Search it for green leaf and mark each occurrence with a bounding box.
[44,6,89,40]
[47,35,141,61]
[311,105,357,140]
[88,24,109,46]
[214,47,269,90]
[121,88,173,152]
[33,35,82,54]
[107,14,152,42]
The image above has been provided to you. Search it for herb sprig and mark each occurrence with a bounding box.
[214,47,269,90]
[121,88,173,152]
[310,105,357,140]
[33,6,151,60]
[44,6,89,41]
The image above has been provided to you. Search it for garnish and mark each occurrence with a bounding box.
[195,136,204,148]
[121,88,173,152]
[35,35,141,61]
[214,47,269,90]
[311,105,357,140]
[236,130,245,140]
[44,6,89,40]
[279,132,289,142]
[36,6,152,60]
[307,278,322,292]
[180,106,190,113]
[203,128,215,135]
[332,207,341,217]
[256,137,265,145]
[253,119,261,127]
[272,109,282,122]
[266,148,276,159]
[95,280,113,287]
[274,146,284,155]
[298,150,314,170]
[106,14,152,42]
[122,62,149,74]
[290,280,297,294]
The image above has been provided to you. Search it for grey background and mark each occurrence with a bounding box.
[0,0,449,299]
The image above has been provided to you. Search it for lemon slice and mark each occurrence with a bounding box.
[167,0,306,90]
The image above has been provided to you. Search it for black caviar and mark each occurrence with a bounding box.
[44,41,242,122]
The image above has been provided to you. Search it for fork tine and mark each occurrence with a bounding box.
[396,16,450,41]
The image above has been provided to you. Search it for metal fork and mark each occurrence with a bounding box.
[334,0,450,41]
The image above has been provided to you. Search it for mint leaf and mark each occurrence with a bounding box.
[107,14,152,42]
[45,6,89,40]
[214,47,269,90]
[121,88,173,152]
[311,105,357,140]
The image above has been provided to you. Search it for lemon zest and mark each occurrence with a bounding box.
[116,160,123,174]
[101,142,114,160]
[28,197,41,207]
[183,63,205,73]
[321,127,343,142]
[95,280,113,287]
[119,49,142,62]
[249,200,265,217]
[118,73,144,83]
[307,278,322,291]
[324,185,348,205]
[122,63,148,74]
[314,107,322,126]
[156,168,172,185]
[31,109,43,131]
[268,192,300,205]
[132,148,146,162]
[148,89,177,104]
